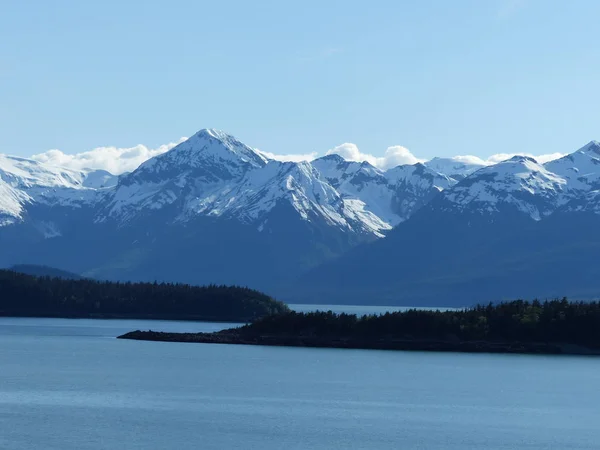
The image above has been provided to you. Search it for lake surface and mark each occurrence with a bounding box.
[2,317,600,449]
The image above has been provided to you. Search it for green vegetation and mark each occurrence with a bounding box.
[120,300,600,355]
[0,269,289,322]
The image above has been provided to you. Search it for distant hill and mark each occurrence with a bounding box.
[0,269,289,322]
[10,264,85,280]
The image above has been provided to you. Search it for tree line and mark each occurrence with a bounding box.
[244,299,600,347]
[0,269,289,321]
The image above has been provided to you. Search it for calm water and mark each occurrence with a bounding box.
[1,317,600,449]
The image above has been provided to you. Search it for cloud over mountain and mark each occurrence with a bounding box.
[452,152,566,166]
[31,139,188,175]
[326,144,423,170]
[27,133,567,175]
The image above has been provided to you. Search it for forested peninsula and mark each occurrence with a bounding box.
[119,300,600,355]
[0,269,289,322]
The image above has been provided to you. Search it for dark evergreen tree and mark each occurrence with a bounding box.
[0,270,289,321]
[240,299,600,348]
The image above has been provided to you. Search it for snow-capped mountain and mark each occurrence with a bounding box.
[15,128,578,239]
[2,130,600,305]
[100,129,267,221]
[81,170,119,189]
[295,141,600,306]
[311,155,396,227]
[0,180,26,226]
[385,163,456,222]
[426,141,600,222]
[437,155,567,221]
[214,160,391,237]
[0,154,108,225]
[3,130,600,241]
[311,155,456,226]
[544,141,600,193]
[99,130,397,236]
[2,129,456,241]
[1,128,463,289]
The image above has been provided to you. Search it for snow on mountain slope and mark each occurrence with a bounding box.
[544,141,600,192]
[563,189,600,214]
[424,157,485,180]
[386,163,454,191]
[213,161,343,223]
[101,129,270,222]
[385,163,456,223]
[439,156,567,220]
[0,155,104,225]
[0,179,28,225]
[124,128,267,184]
[102,129,459,234]
[311,155,383,188]
[6,129,599,240]
[311,155,400,226]
[0,154,86,189]
[223,160,391,236]
[81,169,119,188]
[103,136,392,236]
[312,156,456,226]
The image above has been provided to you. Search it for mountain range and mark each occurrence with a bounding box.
[1,129,599,306]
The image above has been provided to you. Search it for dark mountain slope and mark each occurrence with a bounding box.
[290,207,600,306]
[289,152,600,306]
[9,264,85,280]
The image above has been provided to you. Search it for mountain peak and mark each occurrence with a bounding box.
[482,156,558,182]
[130,128,268,180]
[506,155,538,164]
[543,140,600,191]
[577,140,600,156]
[315,154,346,164]
[359,160,376,169]
[439,155,567,221]
[192,128,232,141]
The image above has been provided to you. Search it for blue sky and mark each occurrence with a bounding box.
[1,0,599,171]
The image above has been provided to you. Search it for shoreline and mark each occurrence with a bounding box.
[116,330,600,356]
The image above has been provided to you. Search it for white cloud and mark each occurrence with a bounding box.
[450,155,488,166]
[324,144,565,169]
[452,152,566,166]
[27,135,568,177]
[486,152,565,164]
[535,153,567,164]
[31,138,187,175]
[326,143,423,170]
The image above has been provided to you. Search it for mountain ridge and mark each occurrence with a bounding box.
[2,129,600,305]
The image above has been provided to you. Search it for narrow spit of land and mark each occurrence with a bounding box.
[118,299,600,356]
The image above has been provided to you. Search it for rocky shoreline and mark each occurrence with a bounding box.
[117,330,600,356]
